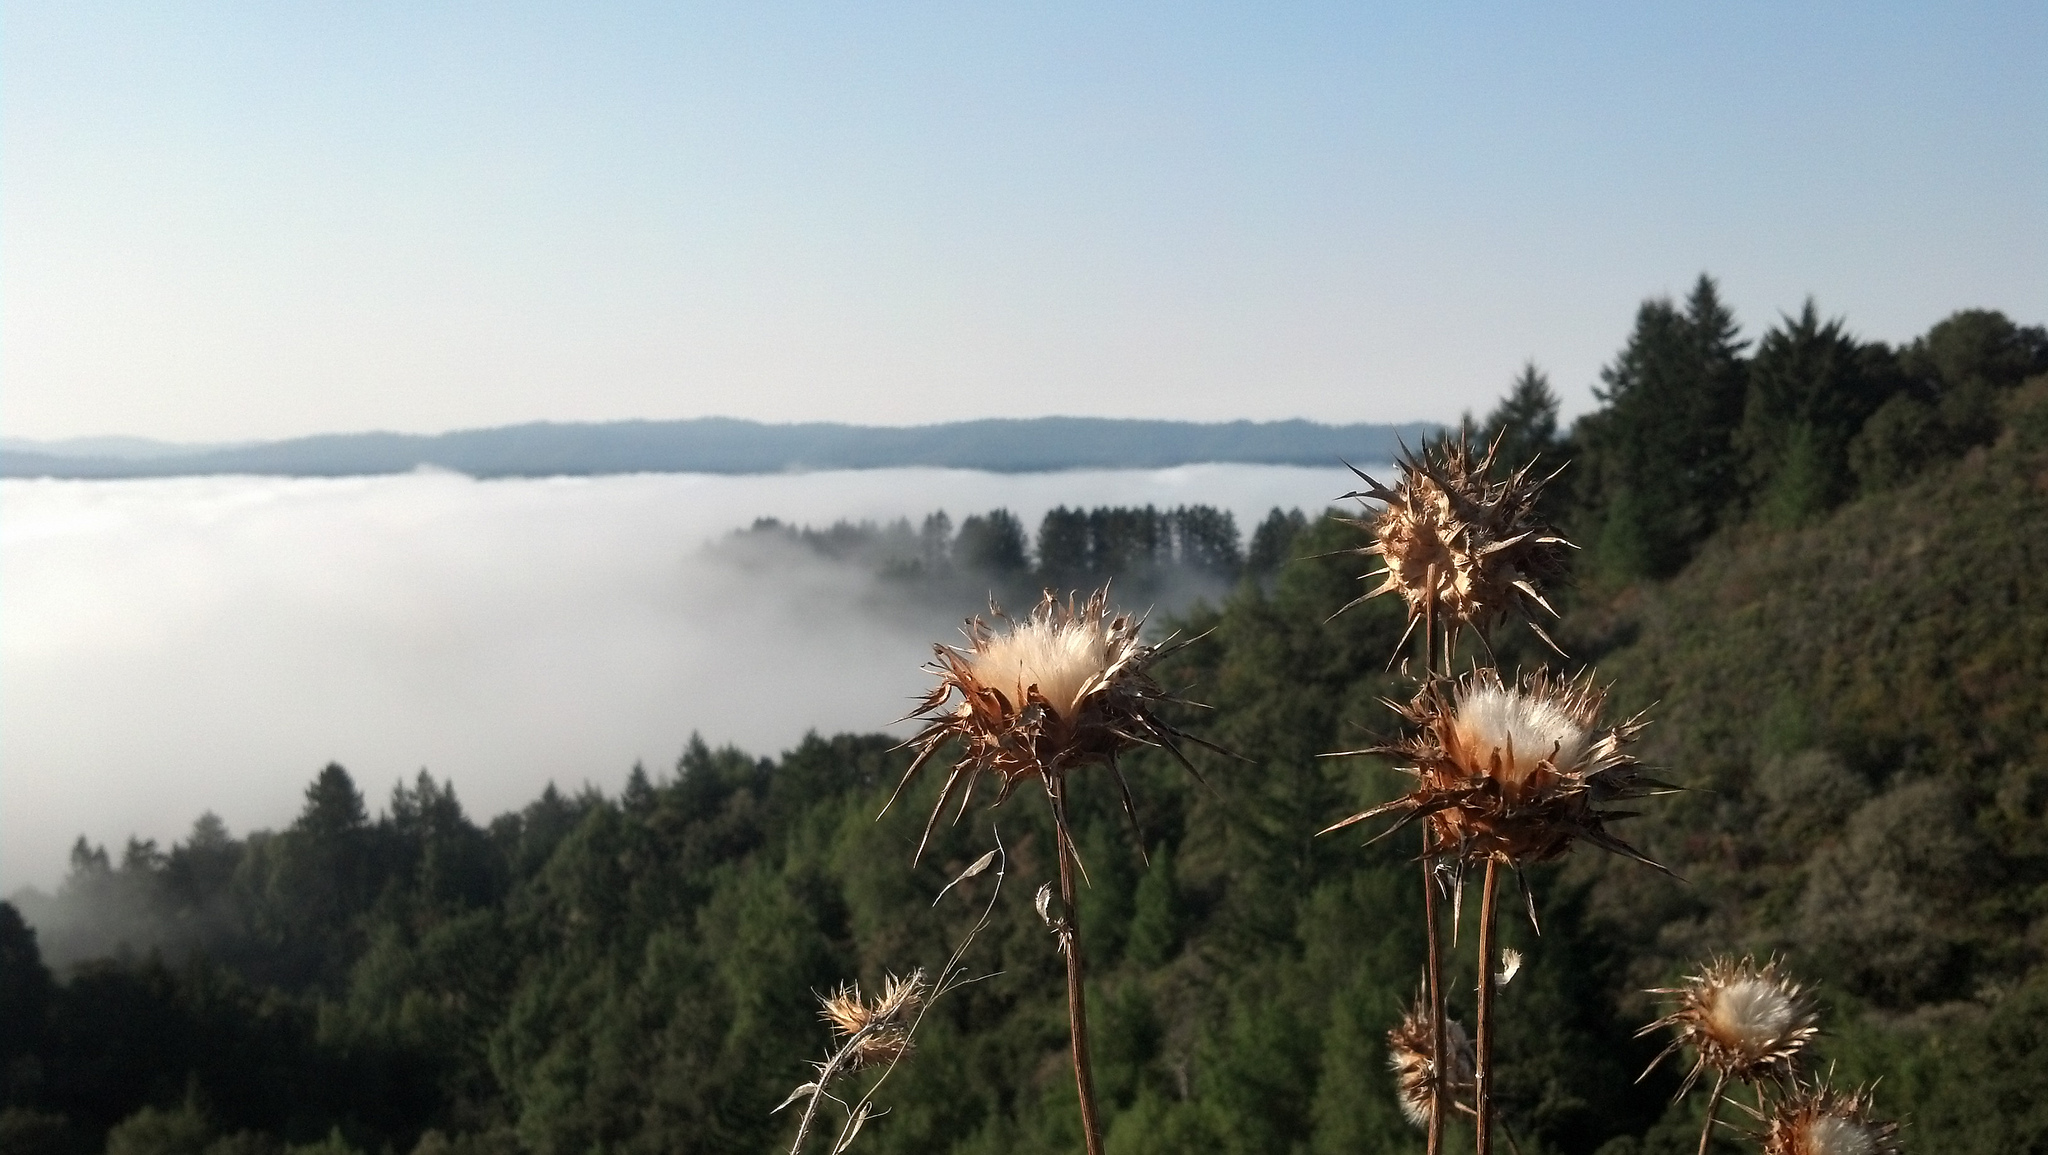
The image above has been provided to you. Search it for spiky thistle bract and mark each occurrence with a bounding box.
[1323,668,1668,875]
[885,588,1216,863]
[1759,1079,1900,1155]
[1388,991,1475,1127]
[1337,432,1573,658]
[1640,956,1819,1096]
[818,970,925,1070]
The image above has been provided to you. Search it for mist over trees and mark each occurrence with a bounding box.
[727,501,1271,614]
[4,288,2047,1155]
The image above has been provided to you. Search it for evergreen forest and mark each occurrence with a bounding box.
[5,281,2047,1155]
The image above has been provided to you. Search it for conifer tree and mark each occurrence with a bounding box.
[1574,274,1748,578]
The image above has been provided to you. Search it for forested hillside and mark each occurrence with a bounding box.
[4,287,2045,1155]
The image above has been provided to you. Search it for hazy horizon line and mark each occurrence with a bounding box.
[3,413,1444,458]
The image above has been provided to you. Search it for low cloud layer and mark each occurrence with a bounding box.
[1,464,1353,889]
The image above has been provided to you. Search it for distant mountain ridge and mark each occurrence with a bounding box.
[0,417,1439,479]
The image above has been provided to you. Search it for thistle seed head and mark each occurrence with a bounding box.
[964,606,1119,727]
[1387,993,1475,1128]
[1325,668,1665,871]
[1760,1080,1899,1155]
[1337,432,1571,654]
[1642,956,1818,1092]
[819,970,925,1070]
[887,588,1211,863]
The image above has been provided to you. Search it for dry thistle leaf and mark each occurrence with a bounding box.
[772,1082,820,1114]
[1760,1079,1900,1155]
[885,588,1220,863]
[1324,668,1667,874]
[832,1102,873,1154]
[932,849,1000,906]
[1337,432,1572,656]
[1640,956,1818,1095]
[1387,991,1475,1128]
[819,970,926,1069]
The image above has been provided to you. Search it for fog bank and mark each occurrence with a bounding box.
[1,464,1357,889]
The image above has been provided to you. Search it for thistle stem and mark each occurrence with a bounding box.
[1422,827,1446,1155]
[1696,1069,1729,1155]
[1475,859,1500,1155]
[1420,590,1445,1155]
[1052,796,1106,1155]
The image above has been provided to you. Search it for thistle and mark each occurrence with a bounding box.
[780,840,1011,1154]
[1338,432,1572,663]
[886,588,1212,865]
[1323,668,1664,876]
[885,588,1215,1155]
[1641,956,1820,1155]
[1760,1080,1900,1155]
[818,971,924,1070]
[1326,667,1664,1155]
[1642,956,1819,1094]
[1389,992,1476,1128]
[1327,432,1575,1155]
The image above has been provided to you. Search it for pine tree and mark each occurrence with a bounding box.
[1574,274,1749,578]
[1737,300,1901,524]
[1482,362,1562,478]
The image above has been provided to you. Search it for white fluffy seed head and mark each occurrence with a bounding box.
[1799,1116,1878,1155]
[1707,975,1802,1056]
[968,614,1115,722]
[1451,681,1594,790]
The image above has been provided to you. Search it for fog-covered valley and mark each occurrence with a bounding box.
[0,464,1358,890]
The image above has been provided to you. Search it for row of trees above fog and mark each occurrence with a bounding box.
[731,287,2048,602]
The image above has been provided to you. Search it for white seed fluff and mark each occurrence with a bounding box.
[1800,1115,1878,1155]
[1452,682,1593,790]
[968,616,1115,722]
[1708,975,1801,1055]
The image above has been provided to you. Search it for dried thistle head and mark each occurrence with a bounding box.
[819,970,926,1070]
[1324,667,1666,871]
[1641,956,1818,1093]
[1388,992,1475,1127]
[886,588,1212,862]
[1760,1080,1900,1155]
[1338,432,1572,657]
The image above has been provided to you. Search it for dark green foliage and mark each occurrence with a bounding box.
[1849,308,2048,493]
[1244,508,1310,583]
[1737,300,1903,525]
[0,1107,92,1155]
[1903,308,2048,393]
[1482,362,1562,480]
[1571,276,1749,579]
[954,510,1030,577]
[732,502,1248,612]
[0,907,51,1102]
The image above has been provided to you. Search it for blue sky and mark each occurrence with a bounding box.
[5,1,2043,440]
